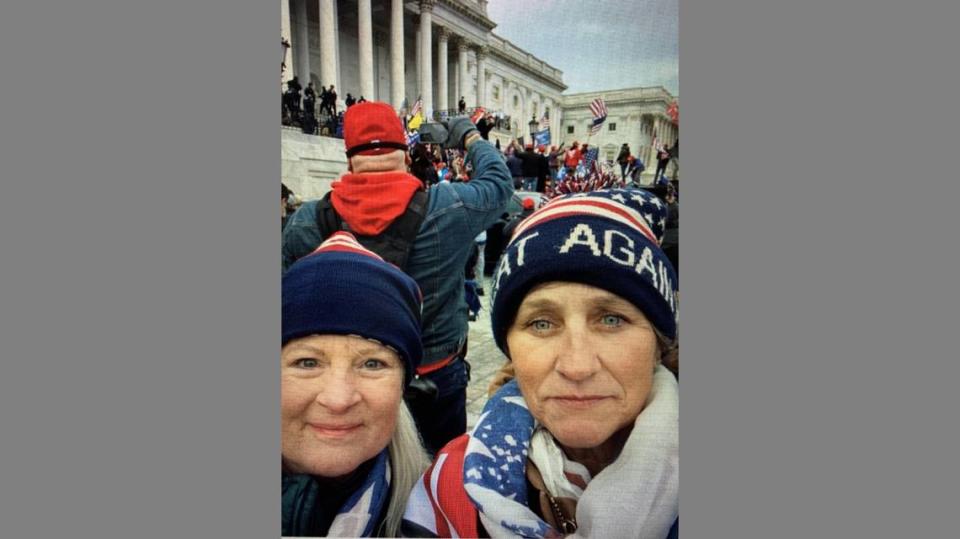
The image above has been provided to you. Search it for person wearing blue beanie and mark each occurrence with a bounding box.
[282,232,429,537]
[490,188,678,350]
[402,189,678,538]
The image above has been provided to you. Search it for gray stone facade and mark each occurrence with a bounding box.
[281,0,677,195]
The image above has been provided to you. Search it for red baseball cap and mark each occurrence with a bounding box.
[344,102,408,157]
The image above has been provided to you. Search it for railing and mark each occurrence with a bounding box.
[282,103,520,139]
[282,106,343,139]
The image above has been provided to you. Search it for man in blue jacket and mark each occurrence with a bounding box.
[282,102,513,454]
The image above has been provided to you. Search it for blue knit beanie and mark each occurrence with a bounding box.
[490,188,678,353]
[282,232,423,386]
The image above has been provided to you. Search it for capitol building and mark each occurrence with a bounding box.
[281,0,677,199]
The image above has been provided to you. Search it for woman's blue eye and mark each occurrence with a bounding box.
[295,358,318,368]
[601,314,625,326]
[363,359,387,369]
[531,320,553,331]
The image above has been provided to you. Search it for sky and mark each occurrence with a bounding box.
[486,0,678,96]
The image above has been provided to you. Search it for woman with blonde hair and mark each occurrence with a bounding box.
[282,232,430,537]
[403,189,678,538]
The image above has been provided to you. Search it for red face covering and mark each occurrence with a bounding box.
[330,171,423,236]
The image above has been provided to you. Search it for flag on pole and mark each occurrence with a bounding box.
[589,98,608,135]
[539,110,551,130]
[407,97,424,130]
[533,129,551,147]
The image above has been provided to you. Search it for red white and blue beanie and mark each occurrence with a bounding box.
[490,188,678,353]
[282,232,423,386]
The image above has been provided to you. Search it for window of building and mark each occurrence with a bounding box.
[567,125,575,134]
[513,95,519,108]
[609,123,617,131]
[492,85,500,100]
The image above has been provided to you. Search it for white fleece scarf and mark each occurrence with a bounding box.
[463,366,679,538]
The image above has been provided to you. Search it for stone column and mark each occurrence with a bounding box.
[419,0,434,118]
[643,118,651,165]
[332,0,341,93]
[436,27,450,114]
[318,0,337,92]
[452,54,460,107]
[555,103,561,145]
[358,0,374,100]
[644,116,654,169]
[295,0,310,84]
[390,0,405,110]
[475,46,487,109]
[282,0,293,85]
[653,116,663,163]
[457,40,470,110]
[415,28,421,98]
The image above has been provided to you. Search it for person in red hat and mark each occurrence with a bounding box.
[282,101,514,455]
[501,196,537,240]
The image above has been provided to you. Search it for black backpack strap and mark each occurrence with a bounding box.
[314,190,429,272]
[364,190,428,270]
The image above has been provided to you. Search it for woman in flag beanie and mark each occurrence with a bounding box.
[282,232,430,537]
[402,189,678,538]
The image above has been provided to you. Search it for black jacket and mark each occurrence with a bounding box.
[518,150,541,178]
[476,119,492,140]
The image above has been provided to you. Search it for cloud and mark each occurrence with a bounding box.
[486,0,678,94]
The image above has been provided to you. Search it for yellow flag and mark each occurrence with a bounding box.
[407,112,424,131]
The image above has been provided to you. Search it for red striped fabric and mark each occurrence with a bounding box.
[589,98,607,119]
[308,231,385,261]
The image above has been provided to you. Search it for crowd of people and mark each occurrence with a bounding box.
[280,101,679,537]
[283,76,374,138]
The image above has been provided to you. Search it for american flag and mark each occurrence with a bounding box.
[409,96,423,119]
[582,147,600,175]
[539,110,550,130]
[406,130,420,147]
[407,96,425,130]
[589,97,607,135]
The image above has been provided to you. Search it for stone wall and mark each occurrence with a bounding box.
[281,127,348,200]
